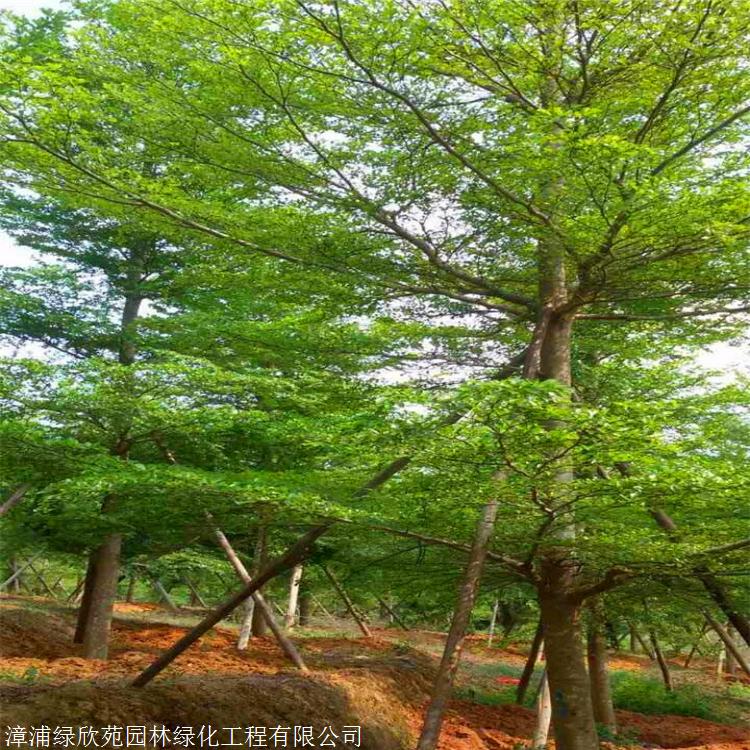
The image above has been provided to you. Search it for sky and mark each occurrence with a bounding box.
[0,0,747,379]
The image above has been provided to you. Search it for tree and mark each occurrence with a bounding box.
[1,2,748,745]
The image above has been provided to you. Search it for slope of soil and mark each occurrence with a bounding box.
[2,598,749,750]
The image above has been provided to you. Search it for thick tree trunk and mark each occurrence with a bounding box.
[538,559,600,750]
[82,533,123,659]
[517,619,544,705]
[74,554,98,644]
[532,671,552,749]
[415,497,499,750]
[587,622,617,734]
[649,631,673,691]
[285,564,303,628]
[323,565,372,638]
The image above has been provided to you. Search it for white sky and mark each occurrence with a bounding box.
[0,0,747,379]
[1,0,63,13]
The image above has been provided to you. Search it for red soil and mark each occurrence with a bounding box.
[1,598,749,750]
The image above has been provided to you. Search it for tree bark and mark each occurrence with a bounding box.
[538,559,600,750]
[378,596,409,631]
[649,630,673,691]
[150,576,180,614]
[237,601,255,650]
[532,671,552,749]
[285,564,303,628]
[132,524,325,687]
[587,621,617,734]
[323,565,372,638]
[212,522,307,670]
[299,591,312,626]
[125,573,137,603]
[488,600,499,646]
[683,623,707,668]
[704,611,750,678]
[0,484,31,517]
[251,526,269,637]
[74,554,98,643]
[183,577,207,608]
[415,497,499,750]
[82,533,123,659]
[516,619,544,705]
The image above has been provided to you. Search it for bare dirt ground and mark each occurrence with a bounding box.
[1,596,748,750]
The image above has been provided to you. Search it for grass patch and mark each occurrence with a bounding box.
[611,672,728,722]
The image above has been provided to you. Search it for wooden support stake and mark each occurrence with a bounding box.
[377,597,409,631]
[323,565,372,638]
[704,611,750,678]
[210,520,308,671]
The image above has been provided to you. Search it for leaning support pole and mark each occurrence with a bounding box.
[704,611,750,678]
[150,576,180,615]
[211,521,308,671]
[377,597,409,631]
[0,484,31,517]
[131,451,450,687]
[0,554,40,591]
[323,565,372,638]
[416,498,499,750]
[132,525,325,687]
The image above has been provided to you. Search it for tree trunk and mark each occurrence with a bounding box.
[211,521,307,670]
[684,623,707,668]
[9,557,21,594]
[705,611,750,678]
[532,671,552,750]
[629,625,638,653]
[415,497,499,750]
[132,524,325,687]
[251,526,269,637]
[0,484,31,517]
[299,591,312,626]
[237,601,255,650]
[151,577,180,614]
[183,577,207,608]
[587,622,617,735]
[74,554,98,644]
[323,565,372,638]
[82,533,123,659]
[285,564,303,628]
[488,600,499,646]
[378,597,409,631]
[649,631,673,692]
[517,619,544,705]
[538,558,600,750]
[125,573,137,603]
